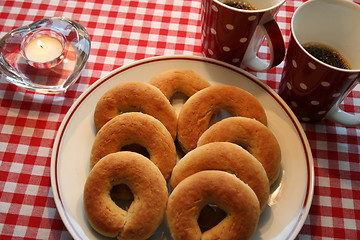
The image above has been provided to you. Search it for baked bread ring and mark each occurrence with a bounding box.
[198,116,281,185]
[94,81,177,140]
[177,85,267,152]
[149,69,210,99]
[170,142,269,212]
[166,170,260,240]
[84,151,168,239]
[90,112,177,181]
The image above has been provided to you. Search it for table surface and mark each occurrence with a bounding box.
[0,0,359,239]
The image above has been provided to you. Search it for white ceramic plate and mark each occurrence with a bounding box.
[51,55,314,240]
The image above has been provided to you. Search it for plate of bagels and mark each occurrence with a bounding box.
[51,55,314,240]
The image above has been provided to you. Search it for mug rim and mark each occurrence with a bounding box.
[291,0,360,72]
[213,0,286,13]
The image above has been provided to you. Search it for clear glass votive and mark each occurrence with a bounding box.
[0,17,91,94]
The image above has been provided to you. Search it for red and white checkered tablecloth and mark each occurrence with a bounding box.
[0,0,359,239]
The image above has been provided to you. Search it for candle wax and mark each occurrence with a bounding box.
[24,36,64,63]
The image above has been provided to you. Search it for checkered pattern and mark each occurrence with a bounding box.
[0,0,359,239]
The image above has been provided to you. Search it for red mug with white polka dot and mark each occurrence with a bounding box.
[278,0,360,126]
[201,0,286,71]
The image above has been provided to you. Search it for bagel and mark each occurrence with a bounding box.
[93,81,177,140]
[177,85,267,152]
[170,142,269,212]
[90,112,177,181]
[198,117,281,185]
[149,69,210,99]
[84,151,168,239]
[166,170,260,240]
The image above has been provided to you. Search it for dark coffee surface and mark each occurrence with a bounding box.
[223,0,258,10]
[303,42,351,69]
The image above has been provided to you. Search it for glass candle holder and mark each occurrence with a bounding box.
[0,17,91,94]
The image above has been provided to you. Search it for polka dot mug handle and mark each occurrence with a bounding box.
[326,103,360,127]
[242,19,285,72]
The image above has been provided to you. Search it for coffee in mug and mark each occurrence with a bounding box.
[221,0,258,10]
[302,42,351,70]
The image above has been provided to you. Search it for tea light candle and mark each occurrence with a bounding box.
[24,36,64,63]
[21,29,66,68]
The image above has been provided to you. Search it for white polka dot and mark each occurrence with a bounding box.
[210,28,217,35]
[226,24,234,30]
[223,46,230,52]
[318,110,326,115]
[291,101,298,108]
[248,15,257,21]
[232,58,240,63]
[211,5,218,12]
[311,100,320,105]
[292,60,297,68]
[239,37,247,43]
[332,93,341,97]
[308,62,316,70]
[321,82,330,87]
[286,82,292,90]
[208,49,214,55]
[300,83,308,90]
[302,117,311,122]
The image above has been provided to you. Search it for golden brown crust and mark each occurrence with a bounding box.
[93,81,177,140]
[90,112,177,181]
[198,116,281,185]
[166,170,260,240]
[170,142,269,212]
[84,151,168,240]
[177,85,267,152]
[149,69,210,99]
